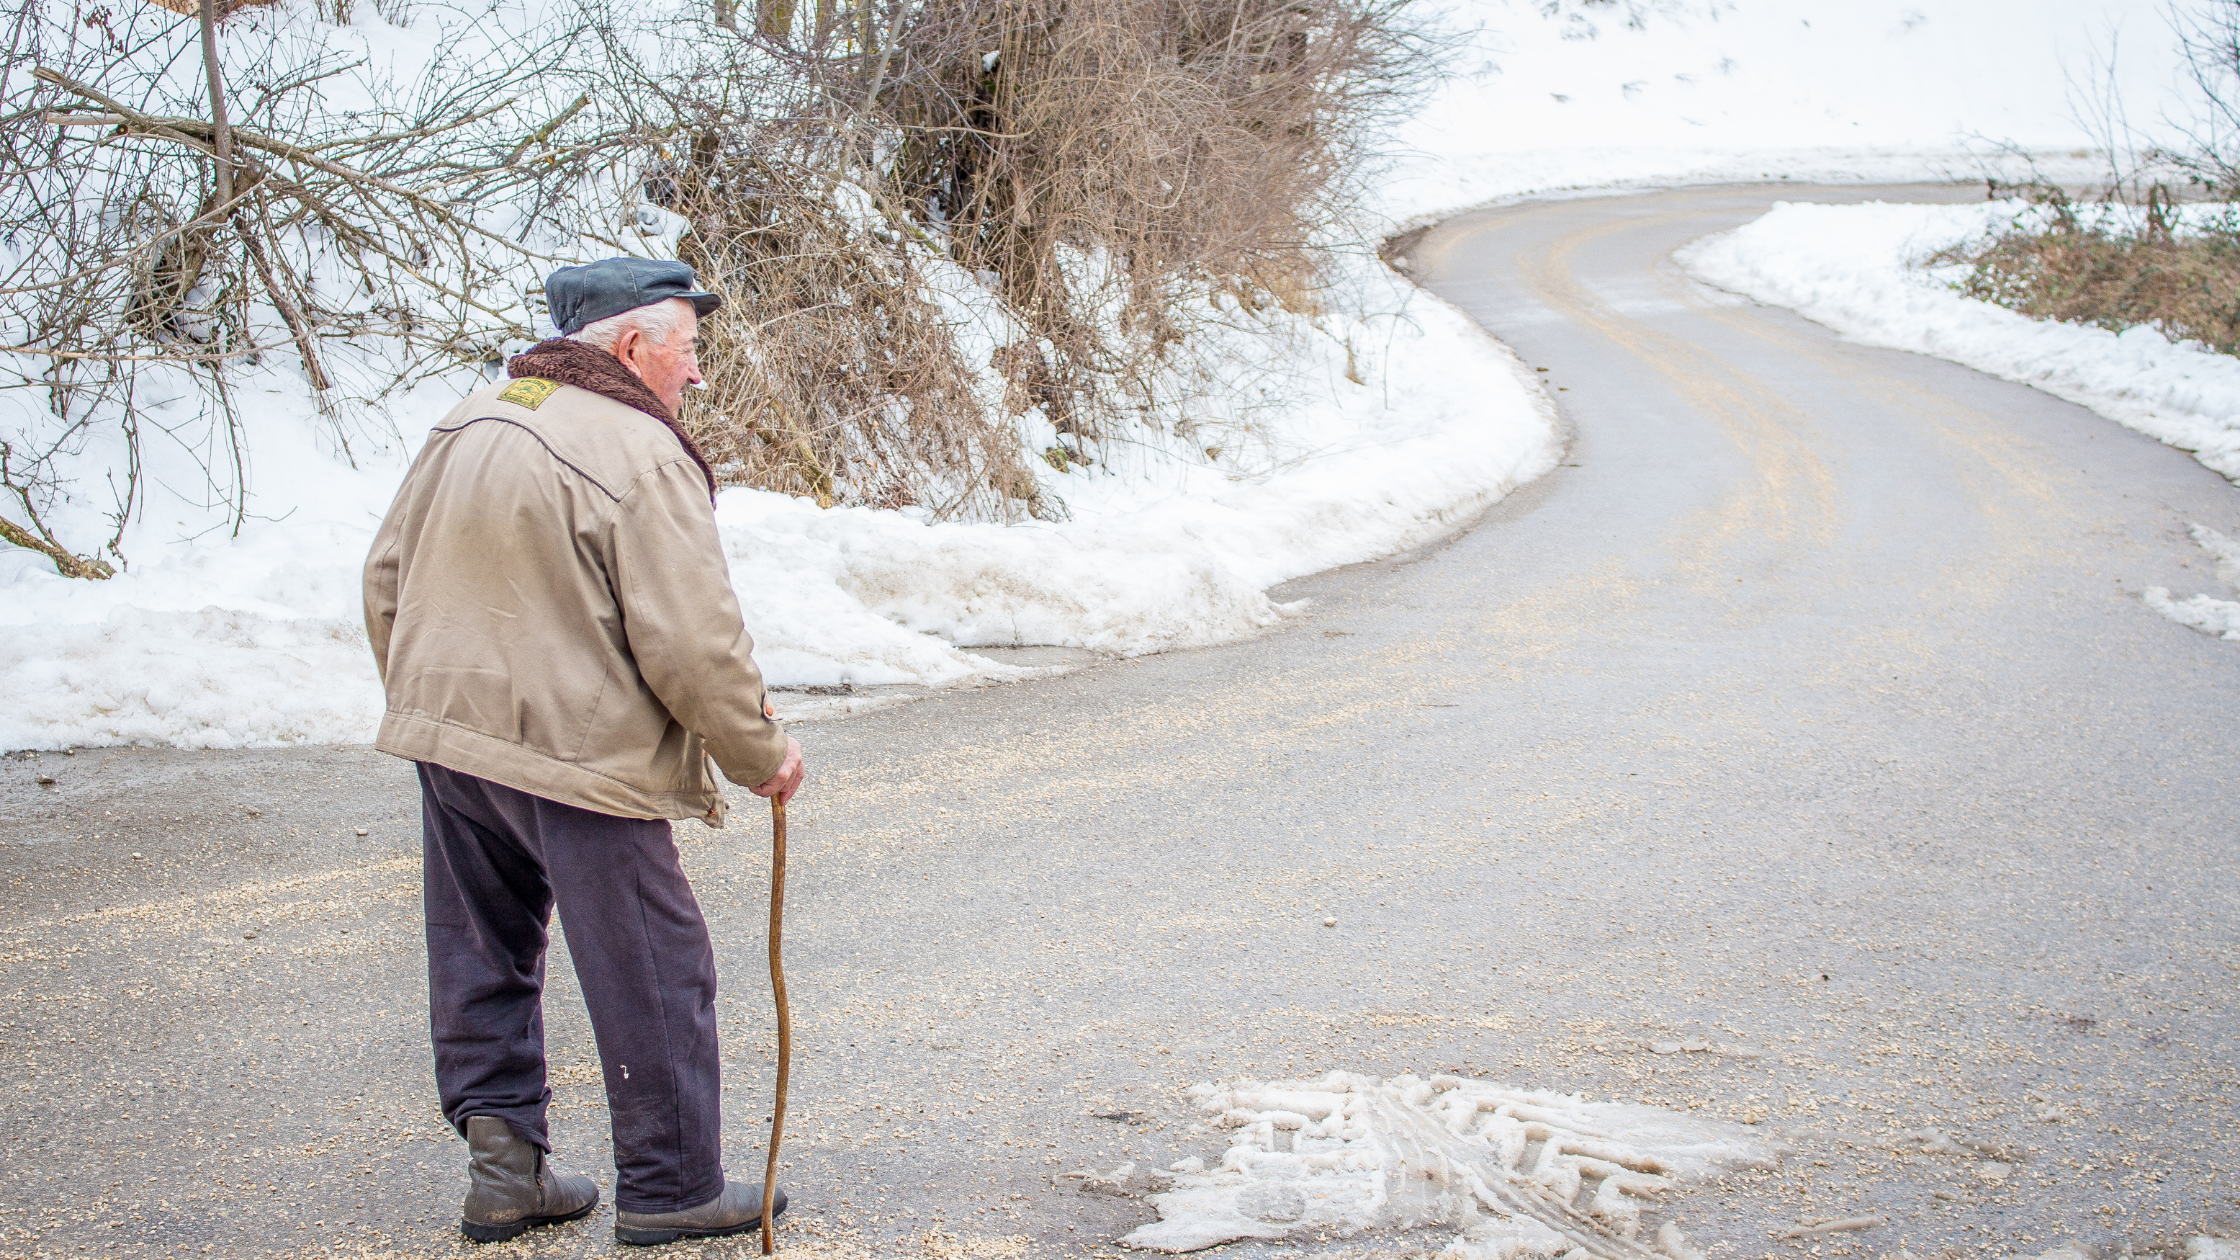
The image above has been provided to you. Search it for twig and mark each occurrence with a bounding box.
[506,92,591,166]
[233,199,332,391]
[0,343,266,363]
[34,66,563,263]
[309,94,517,154]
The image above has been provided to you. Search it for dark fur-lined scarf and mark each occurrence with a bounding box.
[506,337,717,499]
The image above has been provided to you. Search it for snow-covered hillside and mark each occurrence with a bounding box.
[1380,0,2193,222]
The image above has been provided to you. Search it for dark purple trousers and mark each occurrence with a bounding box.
[418,761,726,1214]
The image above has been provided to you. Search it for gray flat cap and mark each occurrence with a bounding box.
[544,258,722,334]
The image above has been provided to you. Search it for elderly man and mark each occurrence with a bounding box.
[364,257,804,1246]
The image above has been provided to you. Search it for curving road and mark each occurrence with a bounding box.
[2,185,2236,1260]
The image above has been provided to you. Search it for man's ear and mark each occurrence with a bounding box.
[611,325,647,379]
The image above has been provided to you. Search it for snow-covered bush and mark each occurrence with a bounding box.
[0,0,1436,573]
[0,0,618,573]
[613,0,1439,518]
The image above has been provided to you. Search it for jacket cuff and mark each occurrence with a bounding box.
[713,718,789,789]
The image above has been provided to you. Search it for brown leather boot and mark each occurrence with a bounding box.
[460,1116,601,1243]
[614,1179,788,1246]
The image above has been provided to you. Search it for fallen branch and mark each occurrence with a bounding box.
[0,514,110,578]
[506,92,591,166]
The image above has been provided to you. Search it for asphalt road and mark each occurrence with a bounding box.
[4,184,2236,1260]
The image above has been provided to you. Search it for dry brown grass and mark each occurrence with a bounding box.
[667,145,1046,519]
[1933,188,2240,356]
[622,0,1431,520]
[1933,0,2240,358]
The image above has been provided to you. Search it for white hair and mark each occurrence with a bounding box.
[566,296,694,351]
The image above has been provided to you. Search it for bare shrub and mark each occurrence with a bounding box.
[1940,4,2240,358]
[2168,0,2240,199]
[0,0,619,570]
[570,17,1047,520]
[667,155,1045,518]
[886,0,1430,441]
[1,0,1436,567]
[573,0,1433,522]
[1932,187,2240,355]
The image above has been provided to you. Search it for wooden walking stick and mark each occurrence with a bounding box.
[762,796,791,1255]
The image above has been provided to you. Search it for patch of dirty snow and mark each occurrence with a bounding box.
[1118,1071,1778,1256]
[2145,524,2240,643]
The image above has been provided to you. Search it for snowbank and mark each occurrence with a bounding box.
[1674,200,2240,485]
[0,254,1556,750]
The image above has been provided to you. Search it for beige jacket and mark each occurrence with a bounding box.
[363,376,787,822]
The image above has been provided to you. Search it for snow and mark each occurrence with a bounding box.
[1117,1071,1777,1255]
[2145,525,2240,642]
[720,274,1555,684]
[0,251,1557,750]
[2018,1238,2240,1260]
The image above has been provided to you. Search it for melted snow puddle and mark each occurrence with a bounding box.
[2144,524,2240,642]
[1118,1071,1779,1258]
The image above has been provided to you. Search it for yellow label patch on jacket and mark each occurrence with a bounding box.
[498,377,562,410]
